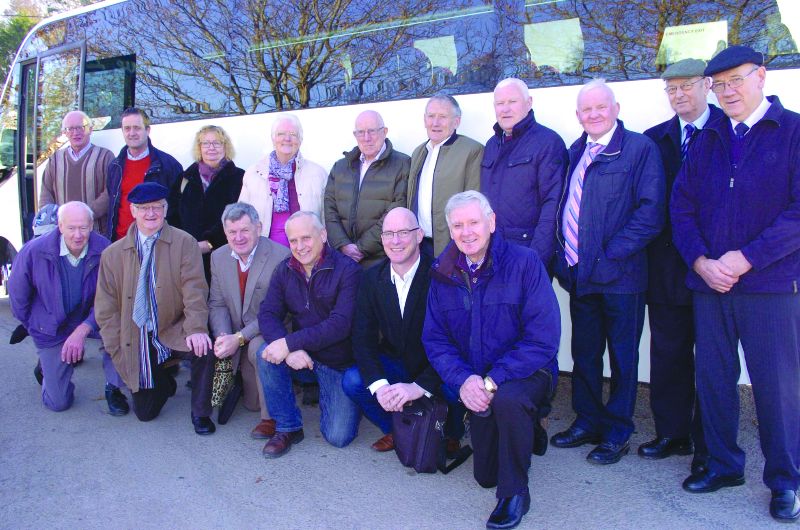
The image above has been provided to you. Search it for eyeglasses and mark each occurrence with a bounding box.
[710,66,760,94]
[380,227,419,241]
[200,141,223,148]
[134,204,165,213]
[275,131,299,139]
[664,77,705,95]
[62,124,89,133]
[353,127,385,138]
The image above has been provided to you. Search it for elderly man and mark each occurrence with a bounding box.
[95,182,215,434]
[39,111,114,235]
[480,78,568,265]
[208,202,290,437]
[8,201,128,414]
[551,80,664,465]
[342,207,464,452]
[424,191,560,530]
[406,94,482,257]
[106,107,182,241]
[324,110,409,268]
[639,59,724,469]
[257,211,362,457]
[671,45,800,522]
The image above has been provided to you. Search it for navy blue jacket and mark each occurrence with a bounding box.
[258,245,362,370]
[423,233,560,390]
[644,104,725,306]
[553,121,665,296]
[671,96,800,294]
[352,254,442,394]
[106,139,183,240]
[480,110,568,265]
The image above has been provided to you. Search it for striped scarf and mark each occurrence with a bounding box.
[136,231,171,388]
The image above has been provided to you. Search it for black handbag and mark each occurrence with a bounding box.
[391,396,472,474]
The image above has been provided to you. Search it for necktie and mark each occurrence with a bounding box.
[735,122,749,140]
[132,236,155,329]
[564,142,603,266]
[468,262,479,275]
[732,123,749,166]
[681,123,696,160]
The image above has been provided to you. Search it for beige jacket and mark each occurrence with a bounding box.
[95,222,209,392]
[239,152,328,236]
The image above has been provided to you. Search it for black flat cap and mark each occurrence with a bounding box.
[128,182,169,204]
[704,45,763,76]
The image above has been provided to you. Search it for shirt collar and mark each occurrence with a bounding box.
[59,235,88,265]
[390,254,421,286]
[425,134,453,153]
[589,122,617,147]
[360,141,386,165]
[730,96,771,131]
[68,142,93,160]
[128,147,150,161]
[678,104,711,131]
[231,241,259,272]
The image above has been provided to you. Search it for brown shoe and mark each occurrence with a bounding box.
[250,419,276,440]
[371,433,394,452]
[262,430,304,458]
[445,437,461,456]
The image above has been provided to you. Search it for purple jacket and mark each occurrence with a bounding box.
[423,233,560,390]
[258,245,362,370]
[8,230,109,348]
[671,96,800,294]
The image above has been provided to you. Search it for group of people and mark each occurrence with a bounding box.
[7,43,800,528]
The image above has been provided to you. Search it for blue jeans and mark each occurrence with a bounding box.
[569,291,645,444]
[258,351,361,448]
[342,356,465,439]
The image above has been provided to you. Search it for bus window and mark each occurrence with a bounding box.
[35,45,82,164]
[83,55,136,130]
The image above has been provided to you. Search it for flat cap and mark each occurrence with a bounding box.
[704,45,763,76]
[128,182,169,204]
[662,58,707,79]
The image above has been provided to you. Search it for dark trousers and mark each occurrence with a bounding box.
[694,292,800,490]
[648,303,705,453]
[569,290,645,444]
[131,340,215,421]
[471,370,551,499]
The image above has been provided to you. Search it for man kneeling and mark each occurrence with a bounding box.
[423,191,560,530]
[258,211,362,457]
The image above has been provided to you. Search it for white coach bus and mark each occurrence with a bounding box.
[0,0,797,380]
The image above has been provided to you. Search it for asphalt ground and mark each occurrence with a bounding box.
[0,296,780,529]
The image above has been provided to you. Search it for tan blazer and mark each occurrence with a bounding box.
[95,222,209,392]
[208,237,290,373]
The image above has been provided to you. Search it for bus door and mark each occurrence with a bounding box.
[17,42,84,241]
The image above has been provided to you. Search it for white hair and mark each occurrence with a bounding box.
[494,77,531,99]
[270,113,304,143]
[444,191,494,226]
[577,78,617,106]
[58,201,94,223]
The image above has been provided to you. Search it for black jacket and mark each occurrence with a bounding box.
[352,253,442,394]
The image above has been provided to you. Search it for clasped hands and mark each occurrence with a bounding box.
[261,337,314,370]
[693,250,752,293]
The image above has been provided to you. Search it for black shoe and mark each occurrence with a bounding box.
[218,373,242,425]
[770,490,800,522]
[532,420,548,456]
[682,469,744,493]
[301,383,319,406]
[587,440,630,465]
[691,453,709,476]
[550,424,601,448]
[486,489,531,529]
[34,361,43,385]
[11,324,29,344]
[192,415,216,435]
[105,384,130,416]
[637,437,694,459]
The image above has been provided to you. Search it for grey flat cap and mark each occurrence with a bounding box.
[662,58,707,79]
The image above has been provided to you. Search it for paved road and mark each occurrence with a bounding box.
[0,297,779,529]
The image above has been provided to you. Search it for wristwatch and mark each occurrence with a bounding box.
[483,376,497,394]
[236,331,246,347]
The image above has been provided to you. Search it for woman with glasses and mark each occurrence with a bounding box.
[239,114,328,247]
[168,125,244,280]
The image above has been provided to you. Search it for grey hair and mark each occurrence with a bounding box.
[494,78,531,100]
[577,78,617,106]
[58,201,94,223]
[444,190,494,226]
[286,210,324,230]
[221,202,260,225]
[426,92,462,118]
[270,113,304,143]
[62,110,91,129]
